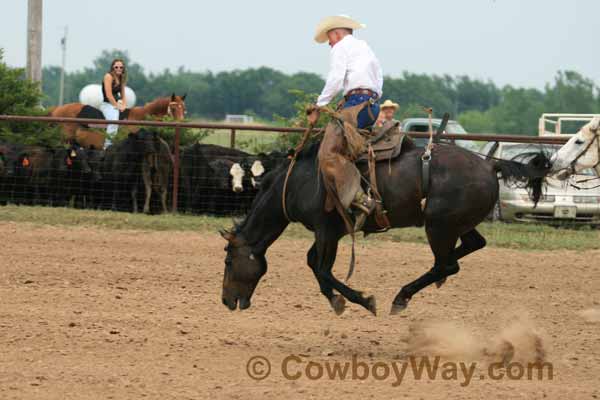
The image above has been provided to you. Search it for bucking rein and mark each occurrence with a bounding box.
[281,102,441,282]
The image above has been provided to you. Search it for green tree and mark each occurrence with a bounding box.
[457,110,495,133]
[487,87,545,135]
[37,48,600,134]
[0,49,62,146]
[544,70,597,114]
[454,76,500,113]
[0,49,41,114]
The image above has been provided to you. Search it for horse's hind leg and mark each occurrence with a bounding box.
[142,168,152,214]
[391,226,459,314]
[436,229,486,288]
[306,242,346,315]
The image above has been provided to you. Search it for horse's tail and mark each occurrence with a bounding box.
[491,152,552,205]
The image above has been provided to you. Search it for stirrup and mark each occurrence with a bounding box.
[351,194,375,232]
[353,211,369,232]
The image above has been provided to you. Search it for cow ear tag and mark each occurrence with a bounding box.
[22,157,30,167]
[66,157,73,166]
[70,150,77,158]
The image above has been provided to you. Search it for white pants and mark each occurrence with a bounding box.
[99,102,119,135]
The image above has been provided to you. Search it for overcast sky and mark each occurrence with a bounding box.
[1,0,599,89]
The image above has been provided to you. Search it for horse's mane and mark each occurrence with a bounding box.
[295,141,321,160]
[232,166,280,235]
[142,97,170,111]
[232,141,322,236]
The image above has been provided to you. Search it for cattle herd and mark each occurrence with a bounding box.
[0,130,291,215]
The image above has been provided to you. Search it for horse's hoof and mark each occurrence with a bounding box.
[366,295,377,316]
[435,277,447,288]
[390,298,409,315]
[330,295,346,316]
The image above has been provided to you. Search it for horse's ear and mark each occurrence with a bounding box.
[181,93,187,101]
[219,229,235,242]
[171,93,176,101]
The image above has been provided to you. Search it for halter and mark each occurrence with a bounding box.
[167,101,181,118]
[568,123,600,174]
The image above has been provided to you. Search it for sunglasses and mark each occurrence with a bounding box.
[114,66,124,70]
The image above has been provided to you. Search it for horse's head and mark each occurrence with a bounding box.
[167,93,187,120]
[551,117,600,179]
[220,230,266,311]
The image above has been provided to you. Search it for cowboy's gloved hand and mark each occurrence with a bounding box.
[306,105,320,125]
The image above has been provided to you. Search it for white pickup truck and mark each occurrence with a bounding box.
[399,117,478,152]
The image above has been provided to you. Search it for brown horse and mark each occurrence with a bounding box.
[49,94,187,148]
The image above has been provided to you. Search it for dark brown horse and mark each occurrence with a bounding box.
[49,94,187,148]
[220,140,550,316]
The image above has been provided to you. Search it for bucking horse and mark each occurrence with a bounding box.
[220,122,551,316]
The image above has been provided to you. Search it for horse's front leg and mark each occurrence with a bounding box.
[315,230,377,315]
[306,242,345,315]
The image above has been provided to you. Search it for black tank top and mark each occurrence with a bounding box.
[102,75,122,103]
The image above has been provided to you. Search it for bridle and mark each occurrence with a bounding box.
[568,124,600,175]
[167,101,184,118]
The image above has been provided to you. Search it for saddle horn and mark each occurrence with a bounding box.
[433,113,450,144]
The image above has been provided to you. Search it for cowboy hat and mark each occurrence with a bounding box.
[314,15,366,43]
[380,100,399,110]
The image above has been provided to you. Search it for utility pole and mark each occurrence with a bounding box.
[58,26,68,105]
[26,0,43,84]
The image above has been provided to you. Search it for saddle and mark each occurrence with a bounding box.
[355,120,410,164]
[80,105,130,124]
[355,120,411,231]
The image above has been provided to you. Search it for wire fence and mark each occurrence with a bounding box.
[0,114,571,216]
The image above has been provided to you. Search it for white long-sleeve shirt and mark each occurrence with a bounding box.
[316,35,383,107]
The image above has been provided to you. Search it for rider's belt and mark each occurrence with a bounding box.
[345,89,379,100]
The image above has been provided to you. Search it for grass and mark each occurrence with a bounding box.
[1,205,599,251]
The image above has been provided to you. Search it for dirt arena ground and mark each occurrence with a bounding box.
[1,221,599,399]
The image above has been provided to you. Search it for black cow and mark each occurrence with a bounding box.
[0,143,25,204]
[179,144,291,215]
[249,149,293,188]
[180,144,253,215]
[11,146,54,205]
[49,144,100,207]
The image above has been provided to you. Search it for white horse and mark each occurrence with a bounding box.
[550,117,600,180]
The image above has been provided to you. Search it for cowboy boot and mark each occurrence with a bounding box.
[351,190,376,232]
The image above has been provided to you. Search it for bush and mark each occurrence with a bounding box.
[269,90,329,151]
[0,49,63,146]
[112,115,212,150]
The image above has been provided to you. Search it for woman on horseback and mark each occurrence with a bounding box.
[100,59,128,135]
